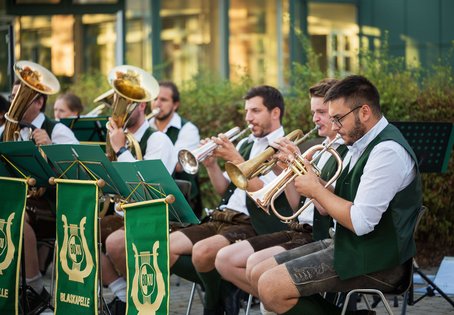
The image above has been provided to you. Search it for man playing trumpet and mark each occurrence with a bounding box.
[215,78,348,314]
[252,75,422,314]
[169,85,292,315]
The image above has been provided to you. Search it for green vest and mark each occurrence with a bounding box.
[137,127,155,159]
[312,144,348,241]
[220,140,292,235]
[41,115,57,139]
[334,124,422,280]
[165,118,200,200]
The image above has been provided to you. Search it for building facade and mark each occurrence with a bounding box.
[1,0,453,93]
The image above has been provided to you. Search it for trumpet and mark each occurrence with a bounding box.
[225,125,319,190]
[248,135,343,223]
[178,125,252,174]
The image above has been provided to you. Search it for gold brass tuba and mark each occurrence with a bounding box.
[178,125,252,174]
[247,135,343,223]
[3,61,60,142]
[102,65,159,161]
[225,126,319,190]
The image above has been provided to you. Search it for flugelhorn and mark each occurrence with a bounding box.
[3,61,60,141]
[248,135,343,223]
[225,125,319,190]
[104,65,159,161]
[178,125,252,174]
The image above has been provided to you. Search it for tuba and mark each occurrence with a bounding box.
[178,125,252,174]
[247,135,343,223]
[102,65,159,161]
[3,61,60,142]
[225,126,319,190]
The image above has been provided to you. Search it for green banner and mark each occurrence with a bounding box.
[0,177,27,315]
[124,199,169,315]
[54,179,99,315]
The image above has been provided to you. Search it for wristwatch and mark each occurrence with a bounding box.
[115,146,128,157]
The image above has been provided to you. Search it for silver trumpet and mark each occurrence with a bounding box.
[178,125,252,174]
[146,107,161,120]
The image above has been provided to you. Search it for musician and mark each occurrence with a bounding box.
[8,79,79,314]
[53,92,84,120]
[102,100,177,315]
[150,81,203,217]
[215,79,347,308]
[251,75,422,314]
[169,85,293,315]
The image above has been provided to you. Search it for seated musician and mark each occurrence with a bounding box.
[169,85,293,315]
[53,92,84,120]
[150,81,203,217]
[101,100,176,315]
[215,78,347,313]
[249,75,422,315]
[8,79,79,313]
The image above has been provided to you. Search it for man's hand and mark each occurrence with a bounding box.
[211,133,244,165]
[107,118,126,152]
[271,137,301,171]
[293,159,323,199]
[200,137,218,168]
[32,129,52,145]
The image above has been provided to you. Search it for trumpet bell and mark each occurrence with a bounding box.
[178,149,199,175]
[108,65,159,102]
[14,60,60,95]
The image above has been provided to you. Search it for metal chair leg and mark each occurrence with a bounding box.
[186,282,197,315]
[341,289,394,315]
[244,294,253,315]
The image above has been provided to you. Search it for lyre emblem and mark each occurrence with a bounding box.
[0,213,16,275]
[59,215,93,283]
[130,242,165,314]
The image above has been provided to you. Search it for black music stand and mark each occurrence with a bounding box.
[392,121,454,308]
[0,141,56,314]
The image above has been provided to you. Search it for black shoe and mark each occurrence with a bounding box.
[203,306,224,315]
[25,287,51,315]
[108,296,126,315]
[353,310,376,315]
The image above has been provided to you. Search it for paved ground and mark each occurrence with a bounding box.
[40,271,454,314]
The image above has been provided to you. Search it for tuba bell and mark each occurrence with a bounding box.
[3,61,60,142]
[102,65,159,161]
[247,135,343,223]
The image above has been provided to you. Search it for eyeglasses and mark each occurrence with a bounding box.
[330,105,363,128]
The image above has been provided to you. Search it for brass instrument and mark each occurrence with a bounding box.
[225,126,319,190]
[3,61,60,141]
[103,65,159,161]
[248,135,343,223]
[86,89,115,116]
[178,125,252,174]
[146,108,161,120]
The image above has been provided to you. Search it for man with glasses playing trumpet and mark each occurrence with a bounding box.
[215,78,348,314]
[250,75,422,315]
[170,85,293,315]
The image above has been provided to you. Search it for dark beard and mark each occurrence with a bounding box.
[346,114,366,145]
[156,110,172,121]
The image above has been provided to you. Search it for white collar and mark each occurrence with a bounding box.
[31,112,46,129]
[129,121,150,142]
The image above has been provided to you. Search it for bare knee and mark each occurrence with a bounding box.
[106,230,125,261]
[192,241,217,270]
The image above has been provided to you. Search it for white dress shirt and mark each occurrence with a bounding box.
[297,136,345,225]
[343,117,416,236]
[221,126,285,215]
[19,112,79,144]
[149,112,200,152]
[117,121,177,174]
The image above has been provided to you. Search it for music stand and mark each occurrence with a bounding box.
[0,141,56,314]
[392,121,454,308]
[59,116,108,150]
[113,160,199,225]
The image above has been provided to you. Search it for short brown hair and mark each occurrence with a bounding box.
[309,78,338,98]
